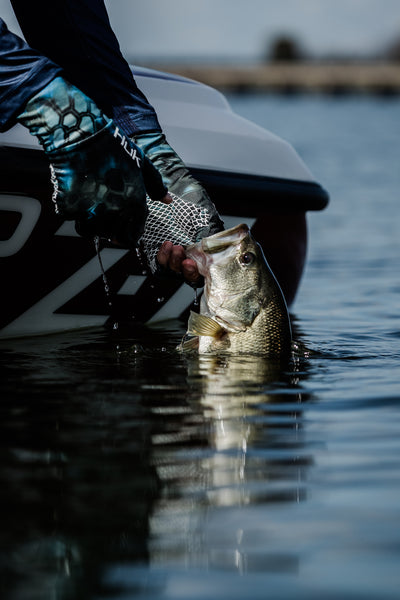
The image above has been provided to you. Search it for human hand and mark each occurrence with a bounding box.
[157,241,201,286]
[134,132,224,276]
[18,77,171,247]
[134,131,224,237]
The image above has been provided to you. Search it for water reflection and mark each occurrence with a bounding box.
[0,330,159,600]
[147,353,309,578]
[0,328,311,599]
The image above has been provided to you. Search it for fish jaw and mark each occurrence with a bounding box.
[185,223,250,277]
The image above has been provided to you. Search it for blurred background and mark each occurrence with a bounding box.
[107,0,400,65]
[1,0,400,93]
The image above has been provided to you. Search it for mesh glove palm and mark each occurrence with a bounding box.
[133,132,224,273]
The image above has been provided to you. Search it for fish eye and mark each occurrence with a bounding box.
[240,251,256,265]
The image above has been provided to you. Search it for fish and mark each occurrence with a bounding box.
[179,223,292,357]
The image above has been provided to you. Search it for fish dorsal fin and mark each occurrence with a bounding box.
[188,311,226,338]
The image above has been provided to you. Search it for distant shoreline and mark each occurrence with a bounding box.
[139,61,400,95]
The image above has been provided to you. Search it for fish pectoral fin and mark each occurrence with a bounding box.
[215,315,247,334]
[188,311,226,338]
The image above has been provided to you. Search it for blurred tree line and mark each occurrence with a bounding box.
[267,33,400,61]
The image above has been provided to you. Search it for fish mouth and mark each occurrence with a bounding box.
[186,223,250,274]
[201,223,250,253]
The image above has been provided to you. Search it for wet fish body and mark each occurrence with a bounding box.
[181,223,292,357]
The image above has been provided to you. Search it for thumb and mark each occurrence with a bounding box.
[141,154,170,202]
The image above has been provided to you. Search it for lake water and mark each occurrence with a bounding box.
[1,94,400,599]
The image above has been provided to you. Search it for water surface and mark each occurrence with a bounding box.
[1,95,400,599]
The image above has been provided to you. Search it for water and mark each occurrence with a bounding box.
[1,95,400,599]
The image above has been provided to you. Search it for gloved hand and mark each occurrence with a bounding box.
[133,132,224,274]
[18,77,169,247]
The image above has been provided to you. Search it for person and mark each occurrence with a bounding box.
[0,0,224,284]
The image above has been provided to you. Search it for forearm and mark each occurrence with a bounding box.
[0,18,61,131]
[10,0,162,135]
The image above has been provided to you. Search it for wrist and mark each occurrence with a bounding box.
[18,77,109,153]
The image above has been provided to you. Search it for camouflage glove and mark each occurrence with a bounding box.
[133,132,224,273]
[18,77,167,247]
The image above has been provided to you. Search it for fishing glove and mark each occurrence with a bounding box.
[17,77,168,247]
[133,132,224,273]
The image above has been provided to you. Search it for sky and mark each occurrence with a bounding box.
[1,0,400,62]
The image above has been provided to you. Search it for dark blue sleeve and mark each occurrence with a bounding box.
[10,0,162,135]
[0,18,62,131]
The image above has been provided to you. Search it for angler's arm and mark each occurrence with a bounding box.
[0,17,62,131]
[7,1,222,282]
[10,0,162,136]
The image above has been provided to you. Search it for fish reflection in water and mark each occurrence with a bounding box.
[0,332,310,599]
[148,353,308,576]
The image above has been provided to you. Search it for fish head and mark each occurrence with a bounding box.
[186,223,283,330]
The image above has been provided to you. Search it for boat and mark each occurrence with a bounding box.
[0,66,328,339]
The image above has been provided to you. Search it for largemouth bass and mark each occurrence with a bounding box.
[180,223,292,357]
